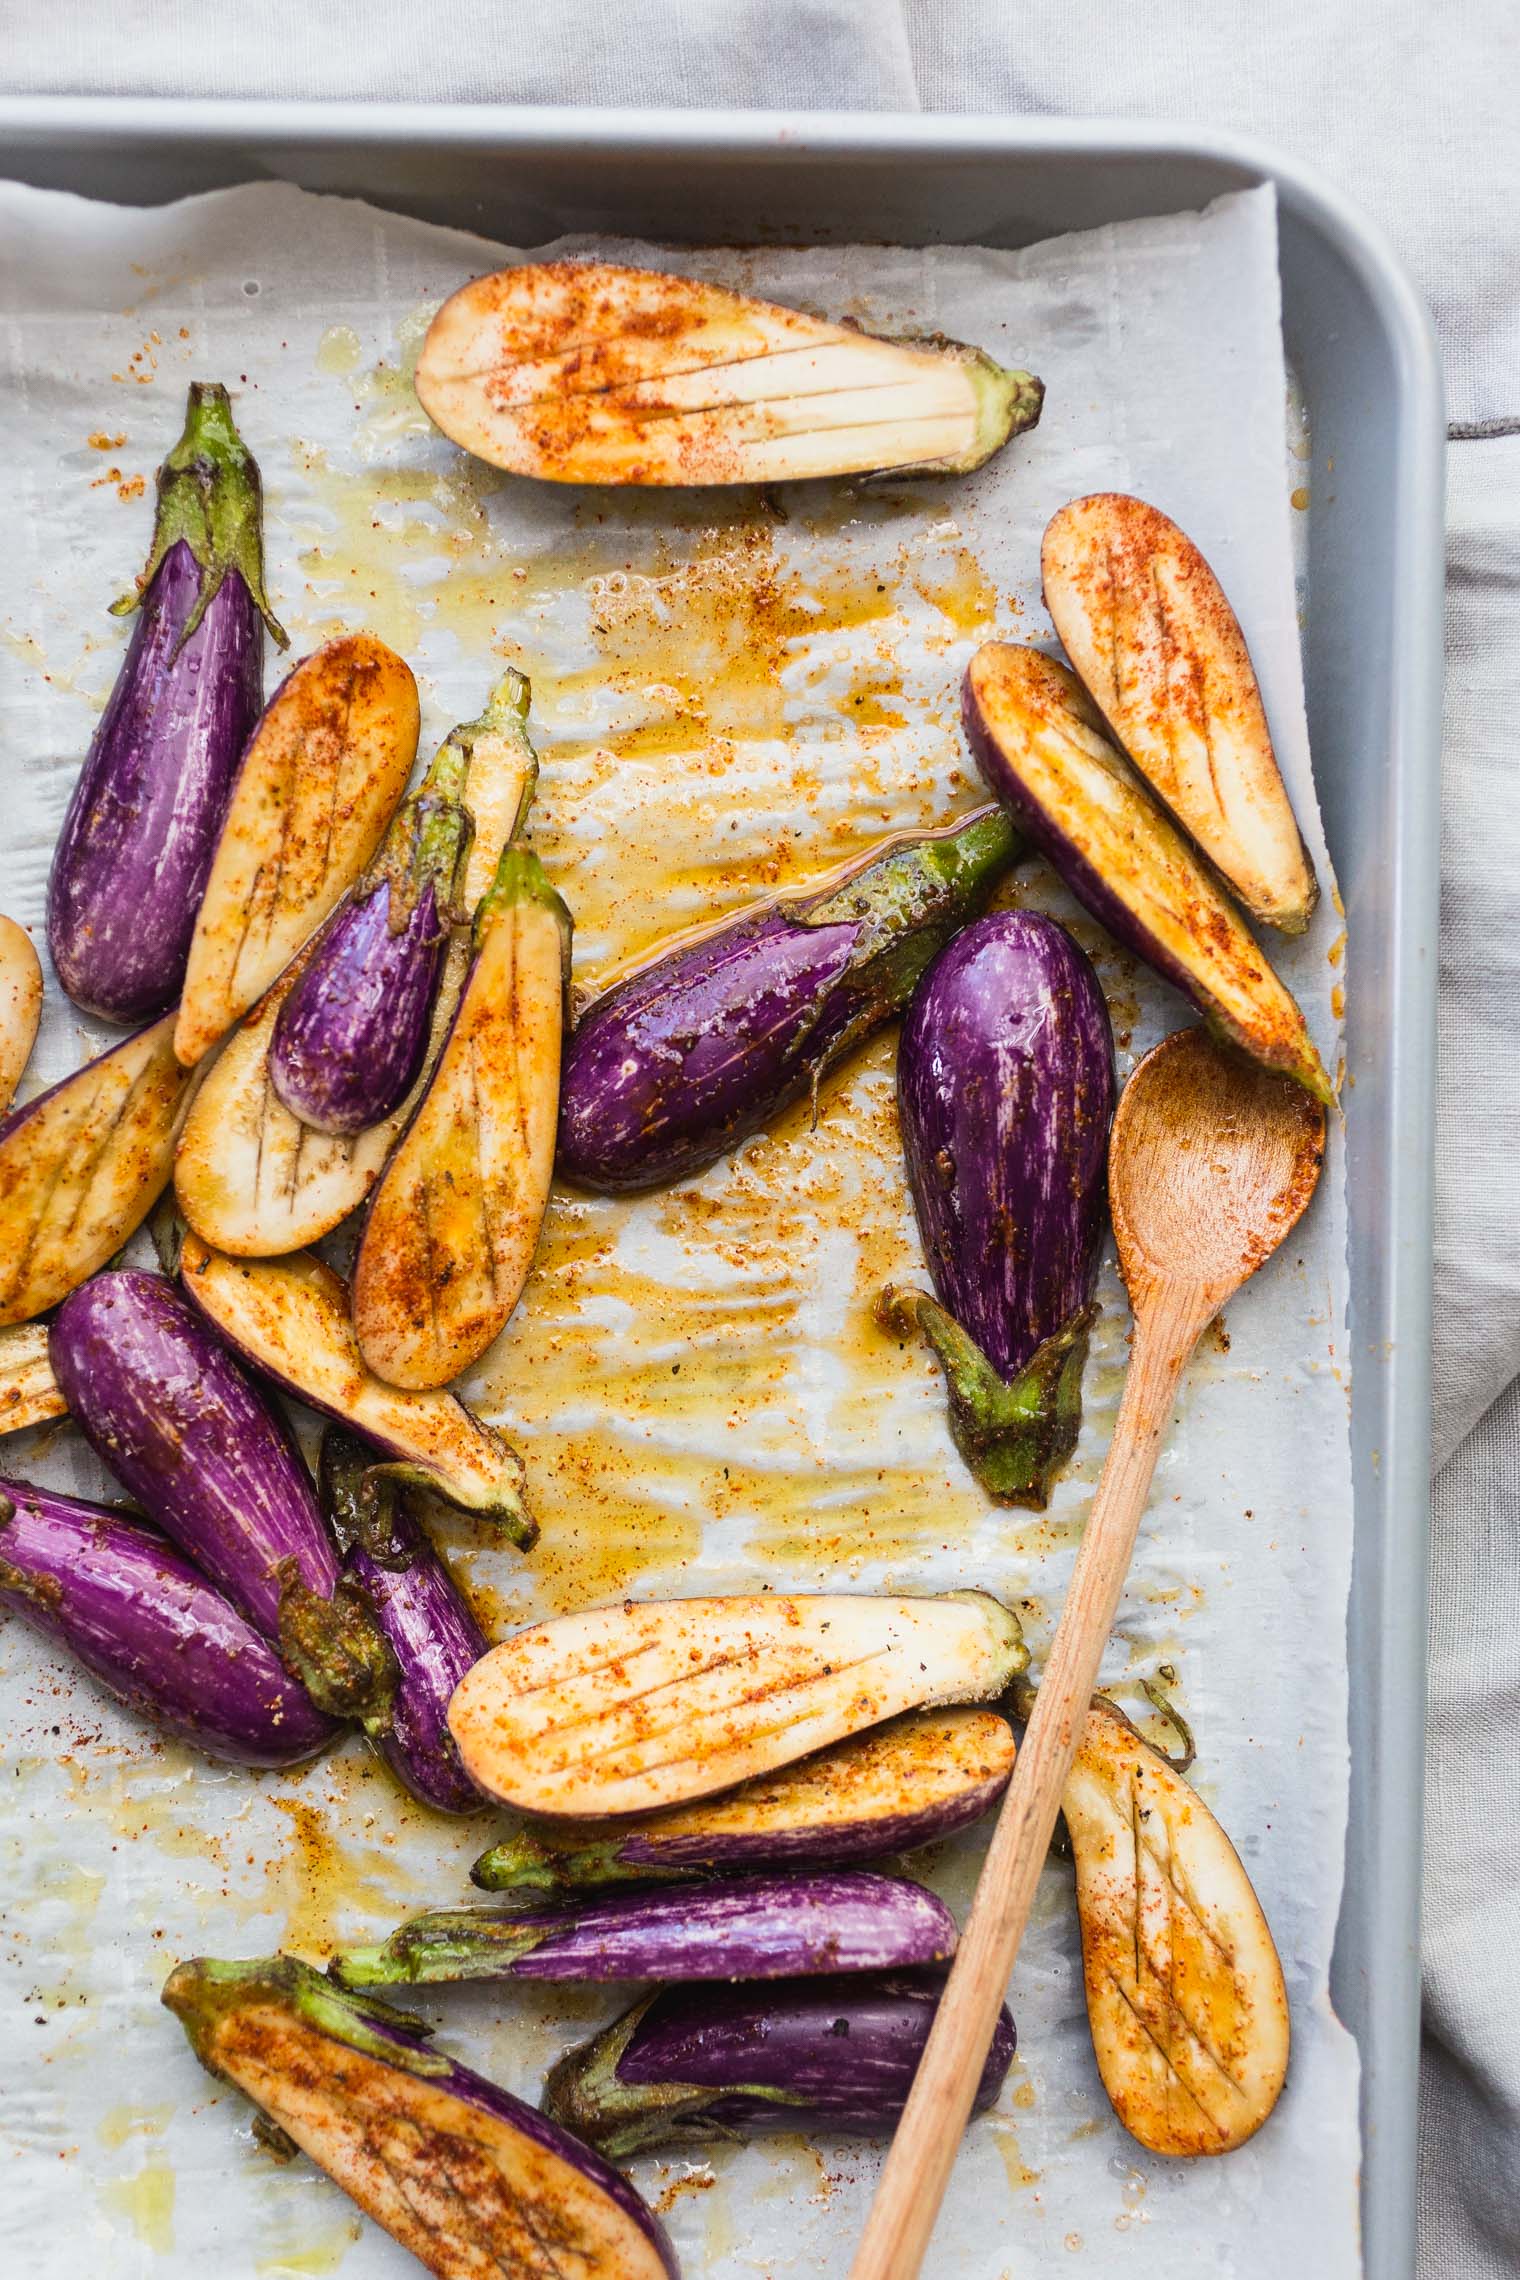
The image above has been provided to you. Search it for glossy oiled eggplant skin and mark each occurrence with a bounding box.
[0,1478,335,1767]
[902,911,1113,1372]
[332,1871,957,1990]
[50,538,263,1025]
[322,1430,487,1814]
[49,1271,336,1644]
[270,879,450,1136]
[557,807,1017,1193]
[544,1970,1016,2158]
[890,910,1114,1506]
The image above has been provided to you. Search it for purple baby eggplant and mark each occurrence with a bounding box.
[49,1272,394,1731]
[546,1969,1016,2158]
[882,908,1114,1507]
[163,1957,676,2279]
[0,1476,335,1767]
[321,1427,487,1815]
[331,1870,957,1991]
[472,1708,1016,1895]
[557,806,1018,1192]
[48,383,282,1025]
[269,688,496,1134]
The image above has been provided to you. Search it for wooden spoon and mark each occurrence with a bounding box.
[850,1024,1327,2280]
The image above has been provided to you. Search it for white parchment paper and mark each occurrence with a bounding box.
[0,181,1359,2279]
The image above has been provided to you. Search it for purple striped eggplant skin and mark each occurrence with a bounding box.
[471,1708,1016,1895]
[883,908,1115,1509]
[545,1969,1016,2160]
[0,1477,336,1768]
[557,805,1019,1194]
[331,1870,958,1992]
[269,725,480,1137]
[163,1957,677,2280]
[47,384,283,1026]
[321,1429,488,1815]
[48,1272,395,1734]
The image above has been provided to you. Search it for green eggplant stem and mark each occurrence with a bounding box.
[877,1285,1096,1509]
[453,666,540,844]
[330,1906,553,1990]
[275,1562,399,1738]
[162,1955,449,2081]
[113,380,286,647]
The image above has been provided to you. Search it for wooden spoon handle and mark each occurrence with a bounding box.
[849,1295,1202,2280]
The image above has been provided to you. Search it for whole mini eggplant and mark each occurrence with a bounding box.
[49,1272,395,1731]
[883,909,1114,1506]
[333,1870,957,1991]
[473,1708,1016,1894]
[164,1957,676,2280]
[269,684,505,1134]
[48,383,282,1025]
[0,1477,335,1767]
[321,1428,487,1814]
[545,1970,1016,2159]
[557,805,1018,1193]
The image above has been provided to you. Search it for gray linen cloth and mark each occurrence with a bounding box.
[5,3,1520,2271]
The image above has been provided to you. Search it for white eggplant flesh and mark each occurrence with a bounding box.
[1065,1698,1290,2156]
[0,917,43,1115]
[416,261,1044,487]
[0,1324,66,1434]
[449,1591,1026,1818]
[1042,495,1318,933]
[174,635,419,1067]
[0,1013,192,1327]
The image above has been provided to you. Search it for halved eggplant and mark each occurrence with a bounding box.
[0,1014,193,1327]
[163,1957,676,2280]
[174,634,420,1068]
[353,842,570,1391]
[963,644,1331,1100]
[179,1236,532,1542]
[473,1708,1016,1893]
[545,1971,1016,2160]
[173,680,538,1257]
[448,1592,1026,1819]
[0,916,42,1115]
[417,260,1044,487]
[1065,1697,1290,2156]
[1042,495,1318,933]
[334,1870,956,1991]
[0,1325,65,1436]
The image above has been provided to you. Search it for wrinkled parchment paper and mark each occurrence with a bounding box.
[0,180,1359,2278]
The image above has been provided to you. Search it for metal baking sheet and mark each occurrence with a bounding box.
[0,102,1444,2280]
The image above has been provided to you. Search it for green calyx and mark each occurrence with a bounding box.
[275,1563,399,1739]
[956,352,1045,473]
[360,732,477,939]
[318,1426,416,1571]
[542,1996,806,2160]
[470,1826,652,1895]
[363,1455,537,1552]
[331,1905,553,1990]
[878,1286,1096,1509]
[162,1954,449,2082]
[473,842,573,965]
[453,667,541,845]
[113,381,286,647]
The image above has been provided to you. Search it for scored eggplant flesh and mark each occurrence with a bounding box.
[416,259,1044,486]
[472,1706,1016,1892]
[0,1325,65,1436]
[447,1591,1026,1819]
[353,842,569,1392]
[163,1956,678,2279]
[963,643,1331,1101]
[0,1013,193,1328]
[1064,1696,1290,2156]
[0,917,43,1116]
[179,1235,533,1543]
[1042,493,1318,934]
[174,634,420,1068]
